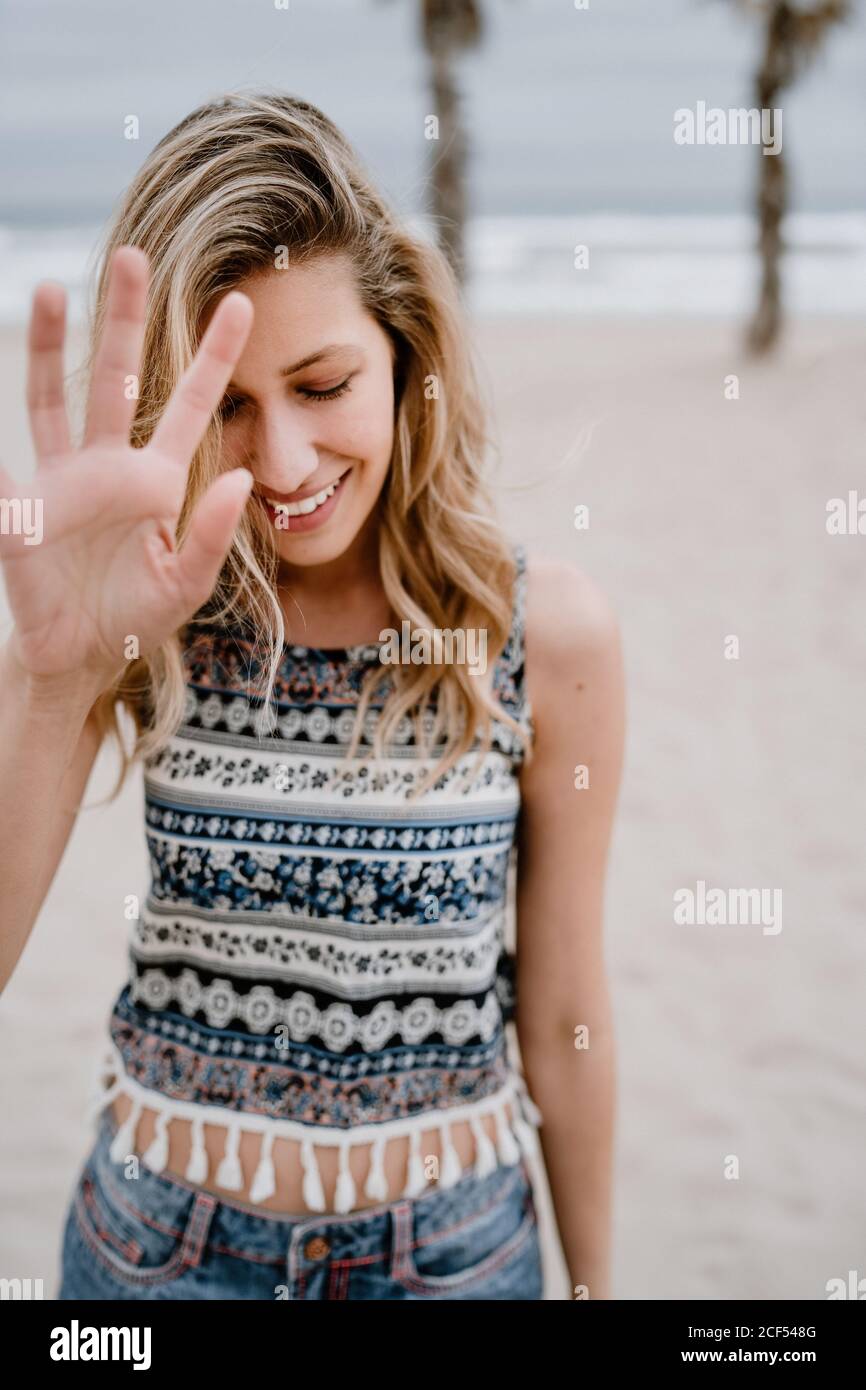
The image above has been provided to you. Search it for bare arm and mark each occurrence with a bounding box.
[0,643,106,992]
[515,555,626,1299]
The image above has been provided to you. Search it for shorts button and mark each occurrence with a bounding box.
[304,1235,330,1260]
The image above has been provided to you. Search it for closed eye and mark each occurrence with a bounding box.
[297,377,353,402]
[218,376,353,419]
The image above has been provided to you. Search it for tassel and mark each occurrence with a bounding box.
[513,1112,541,1160]
[185,1116,209,1186]
[470,1114,499,1179]
[515,1075,544,1127]
[438,1120,462,1188]
[142,1109,170,1174]
[364,1134,389,1202]
[333,1140,356,1214]
[215,1118,244,1191]
[300,1139,327,1212]
[249,1130,276,1204]
[402,1128,428,1198]
[494,1104,521,1166]
[109,1099,142,1165]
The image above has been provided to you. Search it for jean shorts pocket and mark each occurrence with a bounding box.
[390,1160,540,1297]
[71,1156,216,1290]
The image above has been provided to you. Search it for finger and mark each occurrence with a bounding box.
[83,246,149,448]
[26,282,71,461]
[148,291,254,466]
[170,468,254,614]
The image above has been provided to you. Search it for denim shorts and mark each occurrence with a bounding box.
[57,1108,544,1300]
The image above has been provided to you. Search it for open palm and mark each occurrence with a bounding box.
[0,247,254,687]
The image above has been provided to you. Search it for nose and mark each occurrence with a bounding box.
[251,401,320,494]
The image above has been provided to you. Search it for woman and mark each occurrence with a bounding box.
[0,92,624,1300]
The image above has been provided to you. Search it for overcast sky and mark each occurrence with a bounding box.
[1,0,864,225]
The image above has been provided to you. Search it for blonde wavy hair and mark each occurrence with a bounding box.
[89,90,530,800]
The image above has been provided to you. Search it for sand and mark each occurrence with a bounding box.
[1,315,864,1300]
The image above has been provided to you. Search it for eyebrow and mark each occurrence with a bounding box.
[279,343,359,377]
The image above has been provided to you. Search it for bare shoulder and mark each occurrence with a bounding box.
[520,553,625,796]
[522,553,622,688]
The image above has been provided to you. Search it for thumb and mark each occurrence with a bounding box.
[174,468,254,614]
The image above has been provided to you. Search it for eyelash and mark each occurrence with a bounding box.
[219,377,353,419]
[299,378,353,402]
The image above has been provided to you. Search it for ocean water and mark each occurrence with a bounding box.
[1,0,863,319]
[1,212,865,323]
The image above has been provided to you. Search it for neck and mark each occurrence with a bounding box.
[275,513,392,644]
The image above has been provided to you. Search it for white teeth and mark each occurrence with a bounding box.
[265,476,342,518]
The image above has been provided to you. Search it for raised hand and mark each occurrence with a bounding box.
[0,246,254,691]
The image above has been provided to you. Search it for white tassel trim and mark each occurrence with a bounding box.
[186,1116,209,1186]
[300,1139,326,1212]
[438,1120,462,1188]
[512,1072,544,1159]
[215,1117,244,1191]
[513,1071,544,1128]
[494,1103,522,1165]
[513,1110,541,1160]
[109,1098,142,1165]
[402,1128,428,1198]
[364,1134,389,1202]
[249,1129,276,1204]
[470,1114,499,1179]
[333,1140,356,1215]
[90,1043,543,1211]
[142,1109,170,1174]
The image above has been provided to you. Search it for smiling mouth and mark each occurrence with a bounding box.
[260,469,349,518]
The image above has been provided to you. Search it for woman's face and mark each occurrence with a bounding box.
[217,254,396,569]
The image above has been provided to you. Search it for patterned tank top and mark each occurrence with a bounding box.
[90,542,543,1213]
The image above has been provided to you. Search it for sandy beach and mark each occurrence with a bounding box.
[1,313,864,1300]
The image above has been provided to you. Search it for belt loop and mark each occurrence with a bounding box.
[180,1193,217,1268]
[389,1200,414,1278]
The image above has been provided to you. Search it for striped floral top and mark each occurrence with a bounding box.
[90,542,543,1212]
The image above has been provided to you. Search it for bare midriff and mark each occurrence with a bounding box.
[110,1093,515,1214]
